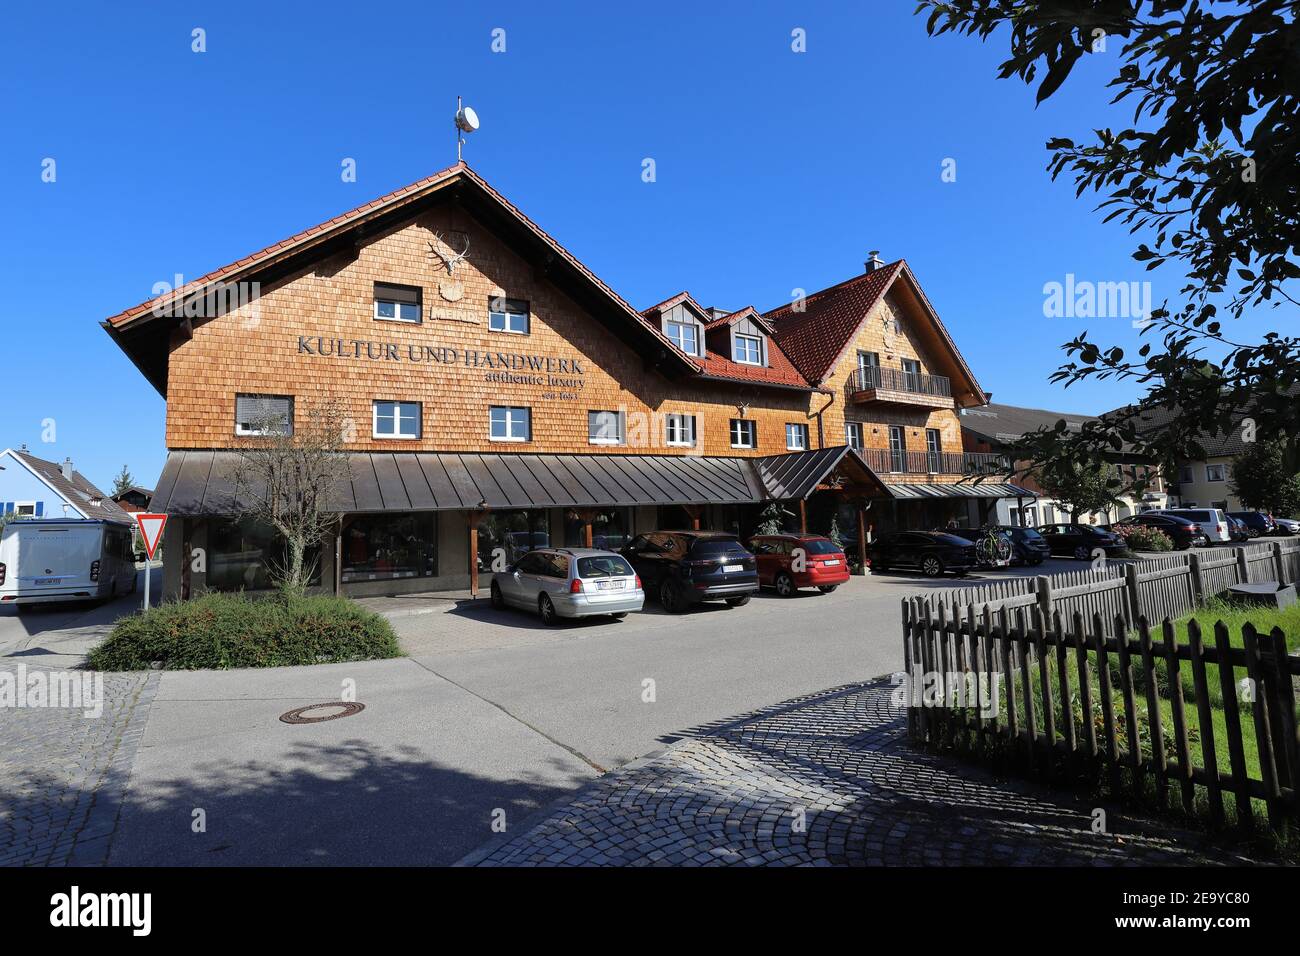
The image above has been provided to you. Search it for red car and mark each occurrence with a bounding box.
[748,533,851,596]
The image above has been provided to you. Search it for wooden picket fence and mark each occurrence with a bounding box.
[901,602,1300,832]
[921,539,1300,631]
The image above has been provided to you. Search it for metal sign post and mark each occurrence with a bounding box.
[135,513,168,612]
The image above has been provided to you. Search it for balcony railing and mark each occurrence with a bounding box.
[857,448,1011,477]
[849,365,952,399]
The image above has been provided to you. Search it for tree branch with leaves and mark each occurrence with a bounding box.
[920,0,1300,484]
[227,398,350,594]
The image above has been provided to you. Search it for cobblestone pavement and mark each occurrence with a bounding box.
[0,668,158,866]
[465,680,1256,866]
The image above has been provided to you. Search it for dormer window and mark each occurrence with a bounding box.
[665,319,699,356]
[733,333,763,365]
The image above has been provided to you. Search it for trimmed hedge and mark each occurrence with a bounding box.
[88,591,402,670]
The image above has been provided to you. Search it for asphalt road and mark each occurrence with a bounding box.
[0,552,1213,866]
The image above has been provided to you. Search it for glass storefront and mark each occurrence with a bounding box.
[562,508,632,550]
[342,513,438,583]
[207,518,321,591]
[476,510,550,570]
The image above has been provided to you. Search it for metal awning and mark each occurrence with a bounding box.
[148,450,765,516]
[879,482,1036,500]
[147,448,1031,516]
[751,446,885,500]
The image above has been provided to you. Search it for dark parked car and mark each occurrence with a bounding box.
[944,525,1049,567]
[621,531,758,613]
[1111,513,1210,551]
[866,531,979,578]
[749,533,851,596]
[1036,523,1127,560]
[1226,515,1251,542]
[1229,511,1275,537]
[937,527,1014,568]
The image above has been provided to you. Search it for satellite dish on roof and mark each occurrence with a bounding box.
[454,97,480,161]
[455,105,480,133]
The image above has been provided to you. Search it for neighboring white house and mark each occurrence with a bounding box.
[0,446,131,523]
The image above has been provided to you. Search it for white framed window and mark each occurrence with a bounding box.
[665,413,696,447]
[374,282,422,323]
[733,333,762,365]
[235,394,294,436]
[488,296,530,334]
[665,320,699,356]
[730,418,756,449]
[785,423,809,451]
[373,400,421,440]
[490,406,531,442]
[14,501,36,517]
[588,410,625,445]
[1206,463,1226,482]
[844,422,863,450]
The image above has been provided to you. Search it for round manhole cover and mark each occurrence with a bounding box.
[279,702,365,725]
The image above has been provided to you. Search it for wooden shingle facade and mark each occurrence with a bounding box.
[103,163,1026,598]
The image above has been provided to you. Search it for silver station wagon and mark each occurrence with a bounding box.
[490,548,644,624]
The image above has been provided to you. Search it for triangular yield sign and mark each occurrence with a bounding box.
[136,513,168,559]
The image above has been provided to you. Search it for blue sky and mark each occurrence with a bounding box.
[1,1,1284,492]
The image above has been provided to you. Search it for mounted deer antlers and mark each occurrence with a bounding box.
[428,230,471,275]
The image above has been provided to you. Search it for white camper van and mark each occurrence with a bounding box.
[0,519,137,607]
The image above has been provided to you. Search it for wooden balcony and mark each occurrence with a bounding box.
[857,448,1011,480]
[848,366,953,409]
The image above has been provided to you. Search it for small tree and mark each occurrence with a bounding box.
[1230,440,1300,517]
[755,502,794,535]
[112,465,135,497]
[228,398,349,594]
[0,511,20,532]
[1033,458,1118,522]
[826,515,844,549]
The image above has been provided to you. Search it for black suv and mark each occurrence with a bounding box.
[1228,511,1275,537]
[867,531,979,578]
[621,531,758,613]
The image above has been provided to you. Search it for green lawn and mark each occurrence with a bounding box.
[977,597,1298,831]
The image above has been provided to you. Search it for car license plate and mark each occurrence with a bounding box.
[822,559,840,566]
[597,580,625,590]
[35,577,59,586]
[723,564,742,573]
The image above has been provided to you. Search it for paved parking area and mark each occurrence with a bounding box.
[0,555,1240,867]
[463,680,1252,867]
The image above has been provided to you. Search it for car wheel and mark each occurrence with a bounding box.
[490,581,505,609]
[659,580,684,614]
[609,612,628,620]
[725,595,751,607]
[539,594,558,625]
[817,585,837,594]
[1072,545,1089,561]
[775,573,796,597]
[920,556,944,578]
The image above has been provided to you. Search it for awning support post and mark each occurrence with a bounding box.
[799,498,808,533]
[468,511,480,598]
[856,503,867,576]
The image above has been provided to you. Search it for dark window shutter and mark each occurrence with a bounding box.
[374,282,421,305]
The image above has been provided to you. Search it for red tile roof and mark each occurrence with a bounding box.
[642,296,810,389]
[698,345,811,388]
[764,262,904,385]
[702,306,774,335]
